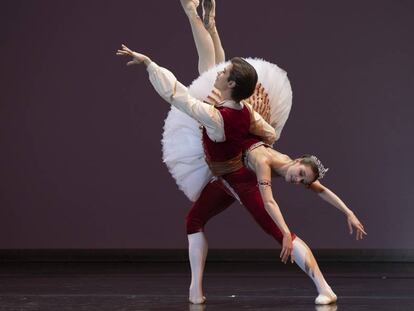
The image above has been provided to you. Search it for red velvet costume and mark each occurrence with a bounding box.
[241,134,264,151]
[186,105,296,244]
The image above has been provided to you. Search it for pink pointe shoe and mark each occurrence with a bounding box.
[202,0,216,29]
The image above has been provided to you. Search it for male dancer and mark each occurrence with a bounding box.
[117,45,284,304]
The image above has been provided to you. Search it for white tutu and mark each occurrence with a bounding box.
[162,58,293,202]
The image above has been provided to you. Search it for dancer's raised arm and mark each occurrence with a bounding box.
[117,44,276,145]
[117,44,227,142]
[309,181,367,240]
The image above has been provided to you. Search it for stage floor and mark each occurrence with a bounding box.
[0,262,413,311]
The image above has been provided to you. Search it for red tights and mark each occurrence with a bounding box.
[186,167,296,244]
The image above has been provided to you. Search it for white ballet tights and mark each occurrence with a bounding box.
[188,232,208,304]
[187,233,336,305]
[292,237,337,305]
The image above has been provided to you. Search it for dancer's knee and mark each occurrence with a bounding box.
[185,213,205,235]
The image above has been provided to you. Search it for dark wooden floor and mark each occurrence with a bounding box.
[0,262,413,310]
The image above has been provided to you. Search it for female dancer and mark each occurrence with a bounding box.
[162,0,367,305]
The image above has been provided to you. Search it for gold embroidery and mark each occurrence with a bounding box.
[205,152,243,176]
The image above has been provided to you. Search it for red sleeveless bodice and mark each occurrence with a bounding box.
[202,105,250,162]
[241,134,262,151]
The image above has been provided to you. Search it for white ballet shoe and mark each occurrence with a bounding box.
[189,295,206,304]
[202,0,216,29]
[315,291,337,305]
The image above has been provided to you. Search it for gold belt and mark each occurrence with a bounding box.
[205,152,243,177]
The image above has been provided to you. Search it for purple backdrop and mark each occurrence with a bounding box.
[1,0,413,249]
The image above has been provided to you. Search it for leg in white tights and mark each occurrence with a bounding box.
[188,232,208,304]
[202,0,225,64]
[292,237,337,305]
[207,26,225,65]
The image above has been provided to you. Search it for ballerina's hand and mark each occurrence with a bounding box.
[116,44,150,66]
[347,213,367,240]
[280,233,293,264]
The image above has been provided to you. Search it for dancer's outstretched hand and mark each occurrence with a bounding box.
[347,213,367,240]
[280,233,293,264]
[116,44,151,66]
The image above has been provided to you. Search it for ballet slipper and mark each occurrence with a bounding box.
[315,288,337,305]
[202,0,216,29]
[180,0,200,17]
[189,294,206,304]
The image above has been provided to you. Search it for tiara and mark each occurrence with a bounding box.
[310,155,329,179]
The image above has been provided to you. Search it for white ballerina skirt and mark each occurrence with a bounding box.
[162,58,293,202]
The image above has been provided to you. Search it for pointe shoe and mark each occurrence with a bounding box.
[202,0,216,29]
[315,291,337,305]
[189,295,206,304]
[180,0,200,16]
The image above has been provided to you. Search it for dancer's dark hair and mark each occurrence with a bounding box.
[228,57,258,102]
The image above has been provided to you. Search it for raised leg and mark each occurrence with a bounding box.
[180,0,216,74]
[202,0,225,64]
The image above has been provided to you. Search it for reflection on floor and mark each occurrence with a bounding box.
[0,262,413,310]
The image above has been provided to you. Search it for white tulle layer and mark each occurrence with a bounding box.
[162,58,292,202]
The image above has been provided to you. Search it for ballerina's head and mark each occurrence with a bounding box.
[283,155,329,186]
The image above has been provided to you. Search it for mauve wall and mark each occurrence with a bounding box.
[1,1,413,249]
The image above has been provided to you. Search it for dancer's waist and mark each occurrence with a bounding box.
[205,152,243,177]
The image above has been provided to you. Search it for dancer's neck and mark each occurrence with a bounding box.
[276,162,293,177]
[267,150,294,177]
[220,89,233,102]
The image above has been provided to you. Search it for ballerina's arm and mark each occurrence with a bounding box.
[256,161,294,264]
[309,181,367,240]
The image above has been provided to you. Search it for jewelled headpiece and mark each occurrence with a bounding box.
[310,155,329,180]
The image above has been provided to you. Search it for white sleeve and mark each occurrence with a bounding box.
[147,62,225,142]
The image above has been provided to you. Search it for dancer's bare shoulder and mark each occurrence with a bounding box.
[248,147,291,172]
[248,146,271,170]
[267,148,291,162]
